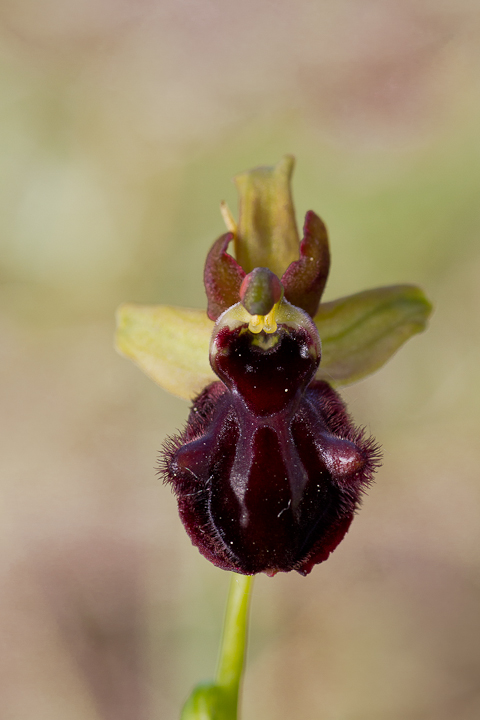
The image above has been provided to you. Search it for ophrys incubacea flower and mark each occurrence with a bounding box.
[116,156,431,576]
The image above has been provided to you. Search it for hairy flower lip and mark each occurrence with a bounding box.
[161,377,381,576]
[163,279,381,576]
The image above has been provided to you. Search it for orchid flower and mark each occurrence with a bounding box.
[116,156,431,578]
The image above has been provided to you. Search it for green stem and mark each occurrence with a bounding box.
[180,573,254,720]
[216,573,254,708]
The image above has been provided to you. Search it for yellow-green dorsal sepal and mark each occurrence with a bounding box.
[234,155,300,278]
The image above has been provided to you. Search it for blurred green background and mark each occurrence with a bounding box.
[1,1,480,719]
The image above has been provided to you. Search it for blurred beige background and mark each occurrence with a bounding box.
[1,1,480,718]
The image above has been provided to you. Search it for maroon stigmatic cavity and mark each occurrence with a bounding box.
[161,218,380,576]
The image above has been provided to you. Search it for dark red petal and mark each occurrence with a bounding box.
[281,210,330,317]
[204,232,246,321]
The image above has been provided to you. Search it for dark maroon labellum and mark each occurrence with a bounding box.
[161,301,380,576]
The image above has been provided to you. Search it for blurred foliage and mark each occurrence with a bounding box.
[1,2,480,719]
